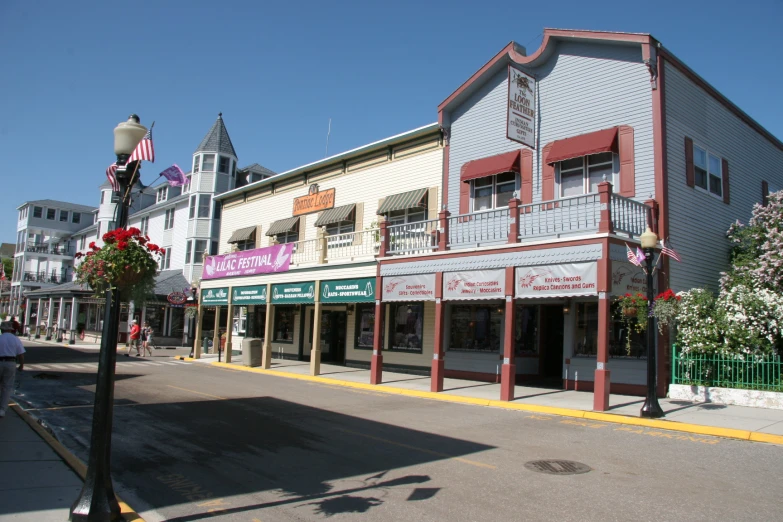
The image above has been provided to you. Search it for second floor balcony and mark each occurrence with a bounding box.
[25,242,72,256]
[21,270,71,285]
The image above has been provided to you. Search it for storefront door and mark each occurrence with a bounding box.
[540,305,564,381]
[309,310,347,364]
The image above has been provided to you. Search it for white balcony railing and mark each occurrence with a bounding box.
[326,229,380,261]
[449,207,511,247]
[611,194,649,237]
[290,239,319,265]
[386,219,438,255]
[518,193,602,238]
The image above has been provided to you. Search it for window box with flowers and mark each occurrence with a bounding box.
[74,227,164,305]
[615,292,648,355]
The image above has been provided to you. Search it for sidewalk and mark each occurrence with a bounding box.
[28,336,189,352]
[0,405,143,521]
[181,354,783,445]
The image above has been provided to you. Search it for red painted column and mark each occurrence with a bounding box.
[500,267,516,401]
[370,275,384,384]
[437,210,450,251]
[379,219,390,257]
[431,272,445,392]
[598,182,614,234]
[507,198,520,244]
[593,246,611,411]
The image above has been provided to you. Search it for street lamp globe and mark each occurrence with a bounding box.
[640,226,658,250]
[113,114,147,157]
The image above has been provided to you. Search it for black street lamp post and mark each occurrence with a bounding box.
[639,226,665,418]
[71,115,148,521]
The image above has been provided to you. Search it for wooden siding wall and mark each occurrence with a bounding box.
[447,41,654,214]
[664,63,783,292]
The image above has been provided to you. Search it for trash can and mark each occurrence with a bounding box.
[243,338,262,367]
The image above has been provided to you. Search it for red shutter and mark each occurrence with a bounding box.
[459,178,470,215]
[618,126,635,197]
[520,149,533,205]
[685,137,694,187]
[541,143,555,202]
[722,158,730,204]
[762,180,769,206]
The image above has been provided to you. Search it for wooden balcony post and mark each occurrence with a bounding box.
[507,198,520,244]
[437,209,450,251]
[431,273,445,392]
[370,275,384,384]
[378,218,390,257]
[644,198,659,235]
[317,228,327,264]
[598,182,614,234]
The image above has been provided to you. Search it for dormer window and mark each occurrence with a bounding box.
[157,186,168,203]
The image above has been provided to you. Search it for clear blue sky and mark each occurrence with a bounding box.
[1,0,781,244]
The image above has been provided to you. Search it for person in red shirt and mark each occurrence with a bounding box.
[125,319,141,357]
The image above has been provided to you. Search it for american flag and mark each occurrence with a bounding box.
[661,240,682,262]
[128,128,155,163]
[105,164,119,192]
[626,243,642,267]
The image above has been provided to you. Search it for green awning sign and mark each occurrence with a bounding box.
[232,285,267,304]
[271,282,315,304]
[321,278,375,303]
[201,287,229,305]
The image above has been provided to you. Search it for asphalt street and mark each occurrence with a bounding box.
[12,341,782,522]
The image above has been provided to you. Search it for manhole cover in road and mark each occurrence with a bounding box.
[524,460,591,475]
[53,399,92,406]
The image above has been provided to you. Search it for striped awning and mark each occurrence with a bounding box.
[377,188,428,215]
[314,204,355,227]
[265,217,300,236]
[227,226,256,243]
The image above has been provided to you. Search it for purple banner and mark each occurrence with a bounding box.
[201,243,294,280]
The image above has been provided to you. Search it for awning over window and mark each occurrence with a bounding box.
[227,226,256,244]
[265,217,300,236]
[314,204,356,227]
[376,188,428,215]
[460,150,520,182]
[546,127,619,164]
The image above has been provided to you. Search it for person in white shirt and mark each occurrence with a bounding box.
[0,321,25,418]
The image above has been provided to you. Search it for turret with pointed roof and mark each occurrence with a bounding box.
[195,112,237,158]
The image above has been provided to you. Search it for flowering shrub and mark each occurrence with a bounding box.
[675,289,723,355]
[75,227,163,304]
[651,289,681,335]
[615,293,648,355]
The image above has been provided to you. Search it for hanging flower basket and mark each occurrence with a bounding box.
[652,289,682,335]
[622,307,638,318]
[74,227,164,305]
[615,293,649,356]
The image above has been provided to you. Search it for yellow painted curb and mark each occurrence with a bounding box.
[207,361,783,446]
[11,404,147,522]
[175,356,195,361]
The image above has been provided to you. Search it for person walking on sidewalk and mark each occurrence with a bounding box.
[0,321,25,418]
[141,323,154,357]
[126,319,141,357]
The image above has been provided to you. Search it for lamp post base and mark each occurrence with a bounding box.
[640,398,665,418]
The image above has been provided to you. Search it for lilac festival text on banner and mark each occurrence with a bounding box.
[201,243,294,279]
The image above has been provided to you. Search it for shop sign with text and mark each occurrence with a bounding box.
[443,269,505,300]
[382,274,435,301]
[202,243,293,280]
[232,285,268,304]
[515,263,597,298]
[610,262,647,296]
[293,184,335,216]
[271,282,315,304]
[507,65,536,149]
[321,278,375,303]
[201,287,229,305]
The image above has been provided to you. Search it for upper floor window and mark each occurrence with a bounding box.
[189,196,196,219]
[388,207,425,226]
[157,186,168,203]
[472,172,516,212]
[185,240,192,264]
[557,152,615,198]
[213,201,221,220]
[235,239,254,251]
[219,156,230,174]
[80,236,86,250]
[33,206,43,218]
[693,144,723,198]
[325,221,354,236]
[183,175,191,193]
[93,213,98,224]
[72,213,81,224]
[198,195,212,218]
[193,239,207,263]
[140,216,149,236]
[101,191,106,204]
[97,221,101,237]
[46,208,56,220]
[160,248,171,270]
[111,192,120,203]
[59,210,69,222]
[193,155,200,173]
[202,154,215,172]
[164,208,175,230]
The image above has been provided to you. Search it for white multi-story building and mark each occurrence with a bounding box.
[16,114,275,343]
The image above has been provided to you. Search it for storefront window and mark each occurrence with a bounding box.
[388,302,423,352]
[573,302,598,356]
[274,306,295,342]
[169,308,185,338]
[448,304,502,352]
[245,306,266,339]
[514,305,538,355]
[145,305,166,333]
[355,303,375,350]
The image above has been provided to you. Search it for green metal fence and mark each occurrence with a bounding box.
[671,346,783,391]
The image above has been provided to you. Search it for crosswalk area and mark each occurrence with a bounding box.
[25,359,188,372]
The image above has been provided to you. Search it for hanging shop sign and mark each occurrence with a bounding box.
[321,278,375,303]
[202,243,293,280]
[201,287,229,305]
[293,184,335,216]
[167,291,187,305]
[382,274,436,301]
[515,263,597,298]
[271,282,315,304]
[232,285,268,305]
[506,65,536,149]
[443,269,506,300]
[610,261,647,296]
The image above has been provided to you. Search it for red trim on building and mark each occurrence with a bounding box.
[546,127,619,164]
[519,149,533,204]
[722,158,730,205]
[618,125,635,197]
[442,135,450,211]
[541,143,555,202]
[460,150,521,182]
